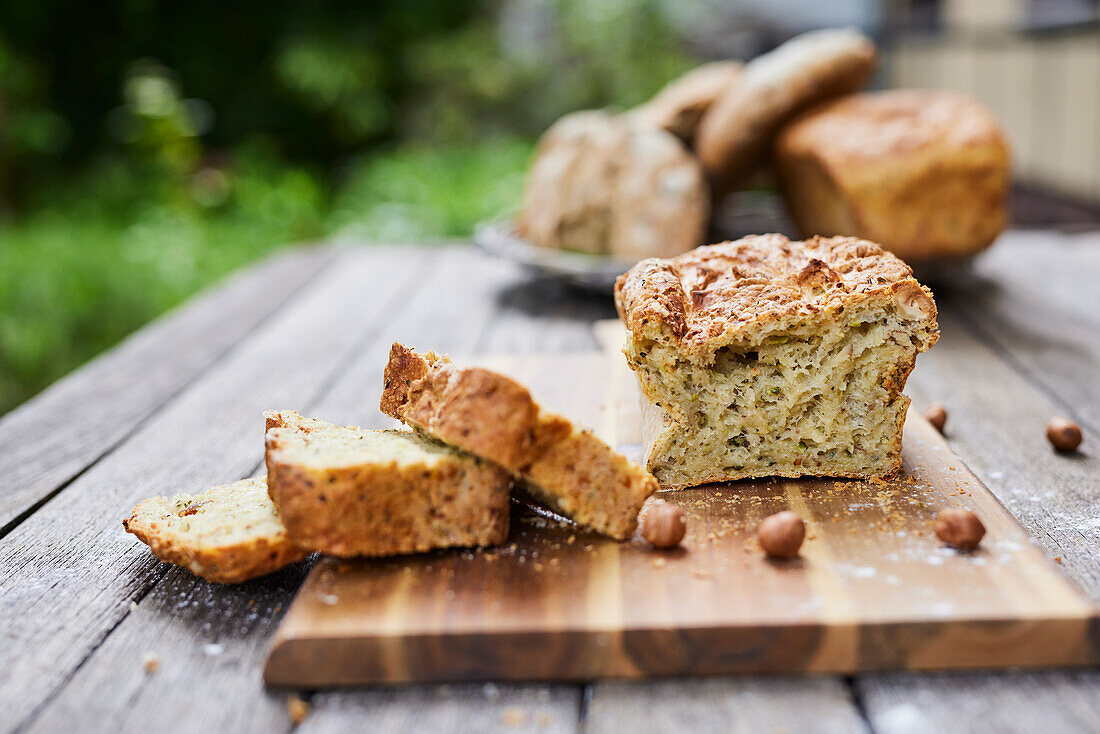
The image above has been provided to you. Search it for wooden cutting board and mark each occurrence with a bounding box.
[265,325,1099,686]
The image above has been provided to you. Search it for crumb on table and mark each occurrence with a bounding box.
[502,706,528,726]
[287,693,311,726]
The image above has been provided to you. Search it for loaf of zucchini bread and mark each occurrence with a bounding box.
[614,234,939,488]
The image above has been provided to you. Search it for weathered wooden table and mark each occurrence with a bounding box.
[2,232,1098,733]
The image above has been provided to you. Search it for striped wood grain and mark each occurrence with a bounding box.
[266,347,1098,686]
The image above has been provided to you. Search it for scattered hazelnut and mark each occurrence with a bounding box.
[924,403,947,433]
[287,694,311,726]
[758,511,805,559]
[935,508,985,550]
[641,499,686,549]
[1046,417,1083,453]
[895,282,935,321]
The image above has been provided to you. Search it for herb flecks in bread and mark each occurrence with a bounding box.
[123,477,308,584]
[615,234,939,488]
[265,411,510,557]
[381,344,659,540]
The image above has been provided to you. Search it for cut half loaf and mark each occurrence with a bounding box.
[380,343,659,540]
[615,234,939,488]
[265,411,511,557]
[123,476,308,584]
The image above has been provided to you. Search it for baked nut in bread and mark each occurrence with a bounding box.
[775,89,1010,265]
[517,110,709,260]
[696,28,876,196]
[265,411,511,557]
[380,344,659,540]
[631,60,744,143]
[615,234,939,489]
[123,477,308,583]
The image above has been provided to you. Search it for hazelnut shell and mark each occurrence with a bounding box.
[758,511,805,559]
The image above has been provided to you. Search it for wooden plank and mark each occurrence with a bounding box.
[299,685,580,734]
[0,247,430,734]
[584,678,868,734]
[0,245,337,533]
[22,247,585,734]
[265,351,1097,686]
[860,669,1100,734]
[857,299,1100,733]
[945,232,1100,433]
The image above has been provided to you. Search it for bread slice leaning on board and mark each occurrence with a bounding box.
[380,342,659,540]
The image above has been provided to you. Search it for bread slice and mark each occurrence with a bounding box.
[123,476,308,584]
[615,234,939,489]
[264,411,511,557]
[380,344,659,540]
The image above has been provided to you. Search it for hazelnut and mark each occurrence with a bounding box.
[935,508,985,550]
[924,403,947,433]
[758,511,805,559]
[641,499,686,549]
[1046,417,1083,453]
[895,282,935,321]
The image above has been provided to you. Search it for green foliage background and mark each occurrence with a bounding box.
[0,0,696,413]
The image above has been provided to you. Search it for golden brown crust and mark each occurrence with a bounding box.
[516,110,709,259]
[615,234,938,364]
[775,89,1010,263]
[264,411,511,557]
[382,344,538,471]
[631,60,744,143]
[695,28,876,196]
[123,478,308,584]
[381,343,658,539]
[123,521,306,584]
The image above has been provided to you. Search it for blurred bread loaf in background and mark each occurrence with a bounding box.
[696,27,877,197]
[775,89,1010,265]
[629,60,743,144]
[517,110,708,260]
[509,26,1015,275]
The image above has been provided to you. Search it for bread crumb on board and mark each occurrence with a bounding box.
[502,706,529,726]
[141,653,159,674]
[287,694,311,726]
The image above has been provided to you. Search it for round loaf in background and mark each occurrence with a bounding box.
[518,110,709,260]
[695,27,877,197]
[774,89,1010,265]
[629,60,743,144]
